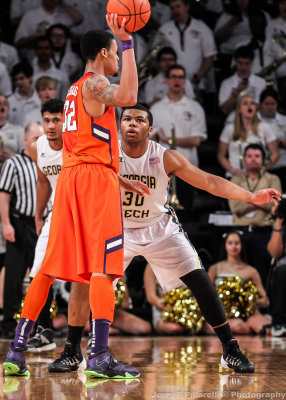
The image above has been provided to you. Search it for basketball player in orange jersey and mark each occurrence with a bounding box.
[3,15,150,379]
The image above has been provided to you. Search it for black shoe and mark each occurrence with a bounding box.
[48,342,86,372]
[221,338,255,373]
[27,326,56,353]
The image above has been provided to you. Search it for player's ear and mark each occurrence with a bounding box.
[148,126,153,137]
[101,48,108,58]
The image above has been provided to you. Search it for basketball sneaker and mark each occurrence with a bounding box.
[27,326,56,352]
[221,338,255,373]
[48,342,87,372]
[3,343,30,376]
[85,348,140,379]
[271,324,286,337]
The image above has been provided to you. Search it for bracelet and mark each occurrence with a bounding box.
[121,39,133,51]
[273,228,282,232]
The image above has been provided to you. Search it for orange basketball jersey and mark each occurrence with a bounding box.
[62,72,119,173]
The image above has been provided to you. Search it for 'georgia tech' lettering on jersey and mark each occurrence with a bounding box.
[37,134,63,203]
[119,140,170,228]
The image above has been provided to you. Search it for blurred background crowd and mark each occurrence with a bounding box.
[1,0,286,342]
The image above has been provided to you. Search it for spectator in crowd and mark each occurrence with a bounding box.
[258,87,286,191]
[14,0,83,61]
[0,94,24,170]
[65,0,107,38]
[144,263,184,334]
[151,64,207,212]
[219,46,266,117]
[32,36,70,101]
[23,76,57,126]
[0,63,12,98]
[228,143,281,288]
[144,47,194,107]
[0,122,44,338]
[215,0,268,80]
[267,205,286,337]
[47,23,82,80]
[157,0,217,91]
[217,93,279,178]
[150,0,172,27]
[207,230,270,334]
[0,27,19,72]
[10,0,40,28]
[264,0,286,111]
[8,61,41,127]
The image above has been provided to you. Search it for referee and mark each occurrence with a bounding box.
[0,122,44,338]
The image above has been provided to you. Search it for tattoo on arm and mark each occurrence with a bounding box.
[86,75,118,106]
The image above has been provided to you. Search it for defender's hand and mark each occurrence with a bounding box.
[250,189,281,206]
[118,176,151,196]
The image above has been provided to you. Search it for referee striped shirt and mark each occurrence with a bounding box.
[0,151,37,217]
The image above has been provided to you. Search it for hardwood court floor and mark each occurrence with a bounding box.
[0,335,286,399]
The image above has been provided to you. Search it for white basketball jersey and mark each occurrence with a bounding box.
[37,135,63,203]
[119,140,170,228]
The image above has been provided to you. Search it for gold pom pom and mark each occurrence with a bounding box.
[162,286,204,333]
[115,279,126,307]
[216,276,258,319]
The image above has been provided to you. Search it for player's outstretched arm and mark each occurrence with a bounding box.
[164,149,281,205]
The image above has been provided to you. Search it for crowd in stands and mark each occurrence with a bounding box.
[1,0,286,342]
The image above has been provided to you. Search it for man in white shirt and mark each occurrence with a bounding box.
[0,34,19,73]
[258,86,286,191]
[14,0,83,61]
[32,36,70,101]
[47,23,82,81]
[8,61,41,127]
[151,64,207,213]
[219,45,266,116]
[144,46,194,107]
[0,62,12,97]
[158,0,216,89]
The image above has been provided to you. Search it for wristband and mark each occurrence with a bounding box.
[121,39,133,51]
[273,228,282,232]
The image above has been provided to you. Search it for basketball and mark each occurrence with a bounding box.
[107,0,151,33]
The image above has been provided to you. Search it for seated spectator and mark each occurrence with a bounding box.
[219,46,266,117]
[0,62,12,98]
[267,206,286,336]
[14,0,83,62]
[258,87,286,191]
[47,23,82,81]
[144,263,184,334]
[23,76,57,126]
[264,0,286,111]
[32,36,70,101]
[217,93,279,178]
[110,278,152,336]
[150,0,172,27]
[144,47,194,107]
[0,27,19,72]
[228,143,281,288]
[207,230,271,334]
[0,94,24,170]
[157,0,216,91]
[8,61,41,127]
[151,64,207,212]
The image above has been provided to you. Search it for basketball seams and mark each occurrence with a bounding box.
[107,0,151,32]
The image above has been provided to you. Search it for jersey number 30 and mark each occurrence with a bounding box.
[63,100,77,132]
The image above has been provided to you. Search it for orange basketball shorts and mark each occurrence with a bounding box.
[39,163,124,282]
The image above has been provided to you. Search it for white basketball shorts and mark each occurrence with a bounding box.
[124,213,203,292]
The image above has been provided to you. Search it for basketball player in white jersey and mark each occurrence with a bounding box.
[49,104,281,375]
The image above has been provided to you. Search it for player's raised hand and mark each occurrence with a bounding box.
[106,13,132,41]
[118,176,151,196]
[250,188,281,206]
